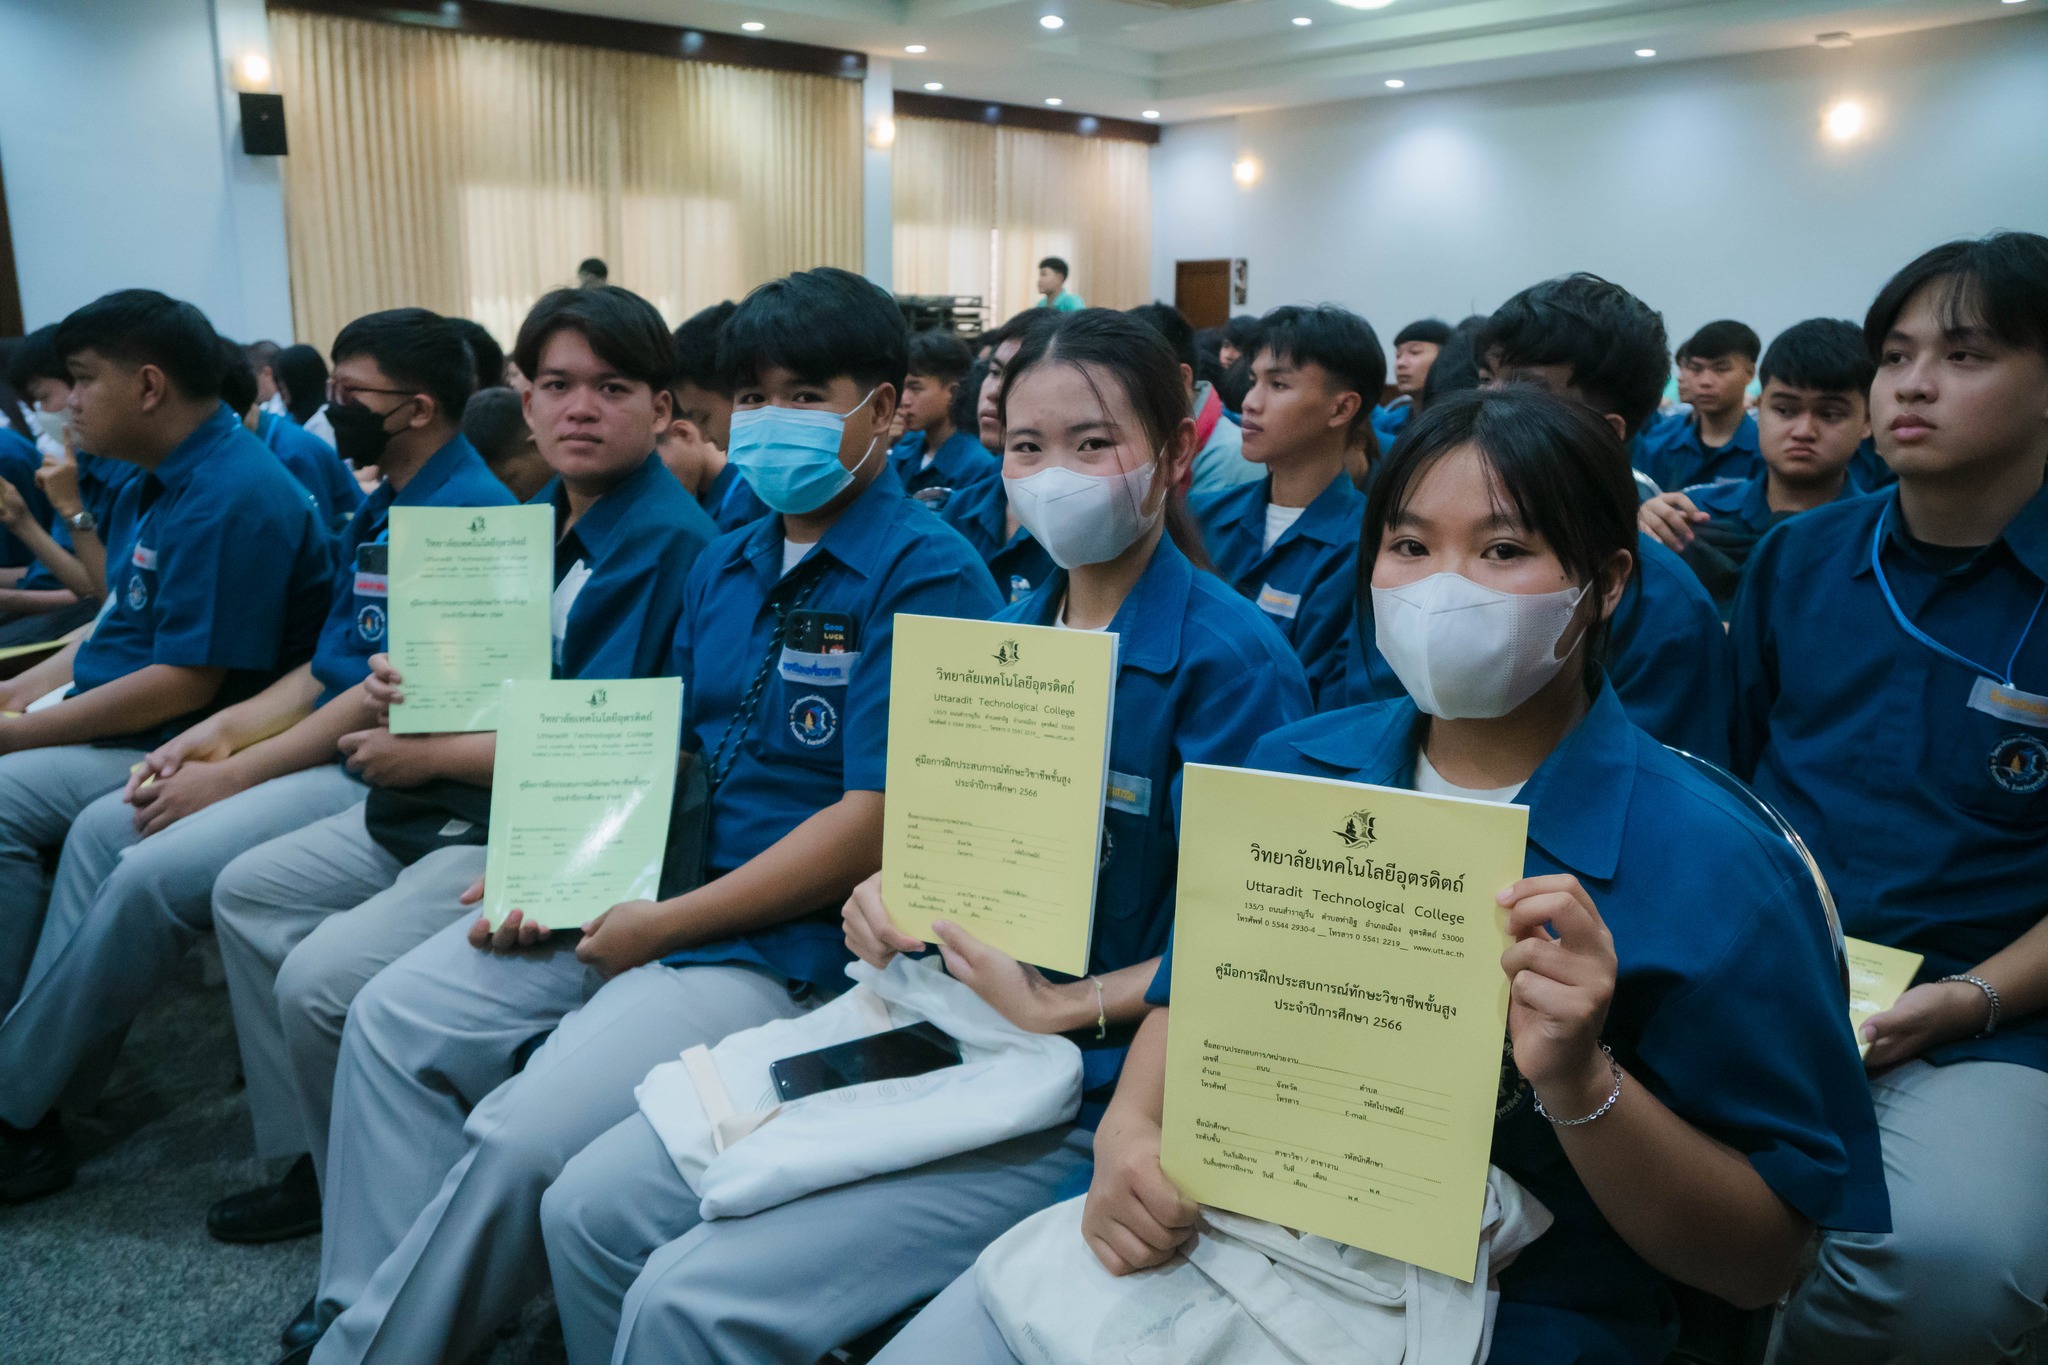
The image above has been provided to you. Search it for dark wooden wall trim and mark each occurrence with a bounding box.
[892,90,1159,145]
[0,147,22,337]
[270,0,868,80]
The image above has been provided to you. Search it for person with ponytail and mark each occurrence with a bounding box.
[536,308,1310,1365]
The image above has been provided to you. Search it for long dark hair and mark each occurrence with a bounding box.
[996,308,1212,571]
[1356,384,1639,696]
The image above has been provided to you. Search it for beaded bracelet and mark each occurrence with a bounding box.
[1939,973,2002,1037]
[1533,1043,1624,1127]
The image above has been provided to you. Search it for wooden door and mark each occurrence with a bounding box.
[1175,259,1232,329]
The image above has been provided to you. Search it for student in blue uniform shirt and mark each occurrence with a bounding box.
[237,353,364,532]
[1847,432,1897,492]
[0,291,333,1015]
[941,310,1059,603]
[1744,233,2048,1364]
[659,301,766,533]
[1191,304,1380,708]
[1130,303,1258,494]
[541,305,1311,1365]
[1630,320,1761,493]
[458,386,554,501]
[1370,316,1450,448]
[1638,319,1873,619]
[0,308,514,1211]
[280,266,998,1365]
[888,328,996,510]
[882,385,1888,1365]
[0,421,53,574]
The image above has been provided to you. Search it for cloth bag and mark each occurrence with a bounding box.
[976,1169,1552,1365]
[635,953,1084,1220]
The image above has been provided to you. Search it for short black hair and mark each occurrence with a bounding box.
[1418,316,1488,413]
[1038,257,1069,280]
[673,301,737,394]
[1363,385,1638,685]
[1478,274,1669,439]
[331,308,474,426]
[1255,304,1386,432]
[907,329,972,386]
[460,386,532,467]
[275,344,329,424]
[1865,230,2048,361]
[719,266,909,397]
[513,286,677,393]
[1676,319,1761,365]
[1760,319,1875,397]
[1223,314,1262,351]
[54,289,225,400]
[245,339,282,375]
[577,257,609,280]
[217,338,259,418]
[1393,318,1452,349]
[449,318,506,392]
[1125,301,1197,371]
[952,357,988,438]
[6,325,68,392]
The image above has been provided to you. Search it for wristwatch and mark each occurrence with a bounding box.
[67,509,97,534]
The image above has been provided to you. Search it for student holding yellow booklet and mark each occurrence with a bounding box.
[879,384,1889,1365]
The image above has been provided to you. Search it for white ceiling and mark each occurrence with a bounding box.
[528,0,2040,122]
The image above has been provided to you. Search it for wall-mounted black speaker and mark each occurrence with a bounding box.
[240,93,288,156]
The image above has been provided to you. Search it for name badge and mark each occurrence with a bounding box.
[131,544,158,571]
[1106,770,1152,817]
[1008,575,1034,604]
[354,571,389,598]
[1255,582,1301,620]
[779,648,859,685]
[1969,676,2048,730]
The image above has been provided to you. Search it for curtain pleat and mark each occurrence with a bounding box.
[272,8,863,352]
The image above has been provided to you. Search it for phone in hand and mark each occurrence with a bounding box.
[768,1021,962,1102]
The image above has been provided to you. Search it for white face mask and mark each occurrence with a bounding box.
[28,407,69,447]
[1371,572,1590,719]
[1003,461,1159,570]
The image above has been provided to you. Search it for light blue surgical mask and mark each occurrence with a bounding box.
[727,389,880,515]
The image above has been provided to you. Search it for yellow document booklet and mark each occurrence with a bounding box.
[1844,936,1923,1056]
[1161,763,1528,1281]
[882,614,1117,976]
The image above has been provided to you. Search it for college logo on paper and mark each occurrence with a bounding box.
[992,639,1021,666]
[789,693,838,747]
[468,515,487,533]
[355,602,387,644]
[589,687,608,707]
[1334,809,1377,848]
[1989,733,2048,794]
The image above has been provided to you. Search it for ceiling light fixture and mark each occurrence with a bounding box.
[1384,78,1404,88]
[1816,31,1854,48]
[236,51,273,89]
[924,82,943,91]
[905,44,927,53]
[1039,14,1064,29]
[1045,97,1063,105]
[1293,16,1313,25]
[1635,48,1656,58]
[1233,156,1261,187]
[1142,109,1161,119]
[1823,98,1866,142]
[741,20,765,31]
[1329,0,1397,9]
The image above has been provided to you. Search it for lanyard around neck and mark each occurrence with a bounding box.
[1869,500,2044,688]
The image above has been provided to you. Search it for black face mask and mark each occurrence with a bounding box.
[327,397,412,468]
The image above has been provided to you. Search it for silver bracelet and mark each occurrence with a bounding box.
[1939,974,2002,1036]
[1090,976,1107,1040]
[1533,1043,1624,1127]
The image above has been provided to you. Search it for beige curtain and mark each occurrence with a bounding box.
[271,9,863,353]
[892,116,1151,326]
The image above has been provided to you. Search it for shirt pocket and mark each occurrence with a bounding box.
[1930,699,2048,828]
[353,542,389,649]
[760,667,851,774]
[123,542,160,619]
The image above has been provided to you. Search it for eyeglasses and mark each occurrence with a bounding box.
[327,382,422,408]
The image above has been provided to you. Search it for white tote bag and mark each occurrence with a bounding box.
[635,953,1084,1220]
[975,1169,1551,1365]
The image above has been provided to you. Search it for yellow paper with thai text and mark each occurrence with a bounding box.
[1844,936,1923,1057]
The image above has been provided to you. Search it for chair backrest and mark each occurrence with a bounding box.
[1633,469,1663,503]
[1664,747,1848,993]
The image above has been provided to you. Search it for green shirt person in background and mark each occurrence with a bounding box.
[1036,256,1085,311]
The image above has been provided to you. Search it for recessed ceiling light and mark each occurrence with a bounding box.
[1384,78,1404,88]
[904,44,927,53]
[1635,48,1656,58]
[1045,97,1063,105]
[1142,109,1161,119]
[1293,15,1313,25]
[1329,0,1397,8]
[1039,14,1064,29]
[1823,98,1866,141]
[1233,156,1261,186]
[924,82,943,91]
[2002,1,2026,6]
[741,21,764,31]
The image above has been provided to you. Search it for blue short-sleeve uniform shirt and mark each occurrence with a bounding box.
[1191,471,1361,709]
[938,473,1054,606]
[0,428,54,570]
[700,462,772,535]
[660,467,1003,990]
[1731,483,2048,1073]
[258,409,363,532]
[19,454,140,593]
[887,428,1001,511]
[1674,471,1865,621]
[74,405,334,744]
[1158,684,1888,1363]
[1371,399,1411,452]
[1630,409,1761,493]
[310,434,515,704]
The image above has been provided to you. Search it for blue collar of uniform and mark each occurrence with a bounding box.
[705,462,739,507]
[730,463,909,581]
[1687,409,1759,455]
[1288,682,1635,881]
[1021,535,1194,675]
[927,429,992,483]
[1735,469,1774,527]
[1851,483,2048,583]
[538,451,667,558]
[1286,469,1365,548]
[394,434,485,508]
[147,403,241,493]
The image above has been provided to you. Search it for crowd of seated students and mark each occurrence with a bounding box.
[0,228,2042,1365]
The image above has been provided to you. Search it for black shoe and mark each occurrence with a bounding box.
[208,1152,321,1244]
[280,1295,323,1351]
[0,1113,73,1204]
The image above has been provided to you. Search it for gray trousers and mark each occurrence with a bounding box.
[212,803,481,1172]
[310,921,809,1365]
[0,760,365,1127]
[0,744,146,1047]
[870,1270,1021,1365]
[542,1109,1091,1365]
[1778,1058,2048,1365]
